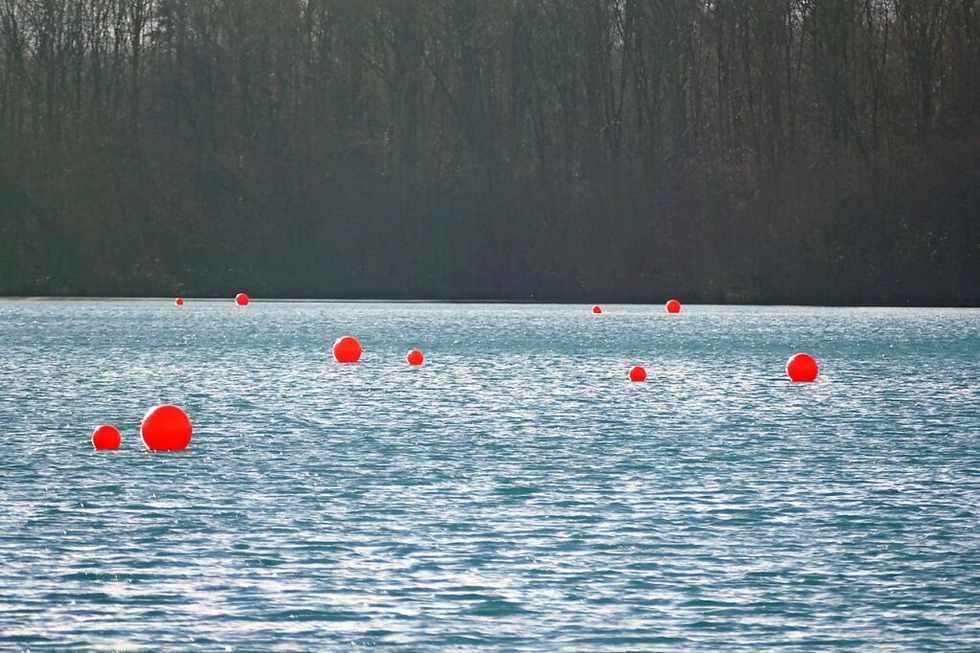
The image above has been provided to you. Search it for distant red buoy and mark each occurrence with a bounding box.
[235,292,249,306]
[592,305,603,314]
[665,299,681,314]
[629,365,647,382]
[406,349,424,366]
[92,424,121,450]
[174,297,184,306]
[786,353,819,382]
[333,336,362,363]
[141,404,193,451]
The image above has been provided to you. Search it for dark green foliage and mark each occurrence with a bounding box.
[0,0,977,303]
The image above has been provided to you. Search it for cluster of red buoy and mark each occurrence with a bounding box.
[176,297,429,368]
[174,293,251,305]
[592,299,684,316]
[629,353,820,383]
[137,293,821,448]
[594,300,819,384]
[331,335,426,367]
[92,404,193,451]
[626,354,819,383]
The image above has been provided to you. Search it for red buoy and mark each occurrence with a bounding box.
[665,298,681,314]
[174,297,184,306]
[141,404,193,451]
[92,424,121,450]
[628,365,647,382]
[786,353,819,382]
[406,349,424,366]
[235,292,249,306]
[592,305,602,314]
[333,336,362,363]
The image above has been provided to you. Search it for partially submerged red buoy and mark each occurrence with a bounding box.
[174,297,184,306]
[333,336,362,363]
[592,305,603,314]
[141,404,193,451]
[235,293,249,306]
[92,424,122,450]
[628,365,647,382]
[665,298,681,314]
[406,349,424,366]
[786,353,819,382]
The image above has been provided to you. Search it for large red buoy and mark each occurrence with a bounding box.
[92,424,122,450]
[406,349,424,366]
[141,404,193,451]
[592,305,603,314]
[333,336,362,363]
[235,292,249,306]
[786,353,819,382]
[174,297,184,306]
[665,298,681,314]
[629,365,647,382]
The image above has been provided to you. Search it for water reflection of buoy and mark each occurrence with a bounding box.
[174,297,184,306]
[406,349,424,366]
[592,305,602,314]
[235,293,249,306]
[665,299,681,314]
[786,353,819,382]
[333,336,362,363]
[92,424,121,450]
[141,404,193,451]
[629,366,647,382]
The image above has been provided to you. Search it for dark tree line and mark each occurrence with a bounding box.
[1,0,978,303]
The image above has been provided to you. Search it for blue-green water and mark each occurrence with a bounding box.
[1,300,978,651]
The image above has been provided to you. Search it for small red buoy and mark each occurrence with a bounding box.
[665,298,681,314]
[235,292,249,306]
[592,305,602,314]
[786,353,819,382]
[629,365,647,382]
[92,424,121,450]
[174,297,184,306]
[406,349,424,366]
[141,404,193,451]
[333,335,362,363]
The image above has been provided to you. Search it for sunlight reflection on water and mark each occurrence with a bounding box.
[0,300,978,651]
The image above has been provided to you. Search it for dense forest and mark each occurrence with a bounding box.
[0,0,978,303]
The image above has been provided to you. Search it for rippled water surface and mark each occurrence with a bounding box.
[1,300,978,651]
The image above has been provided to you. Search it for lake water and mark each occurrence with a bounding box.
[1,300,978,651]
